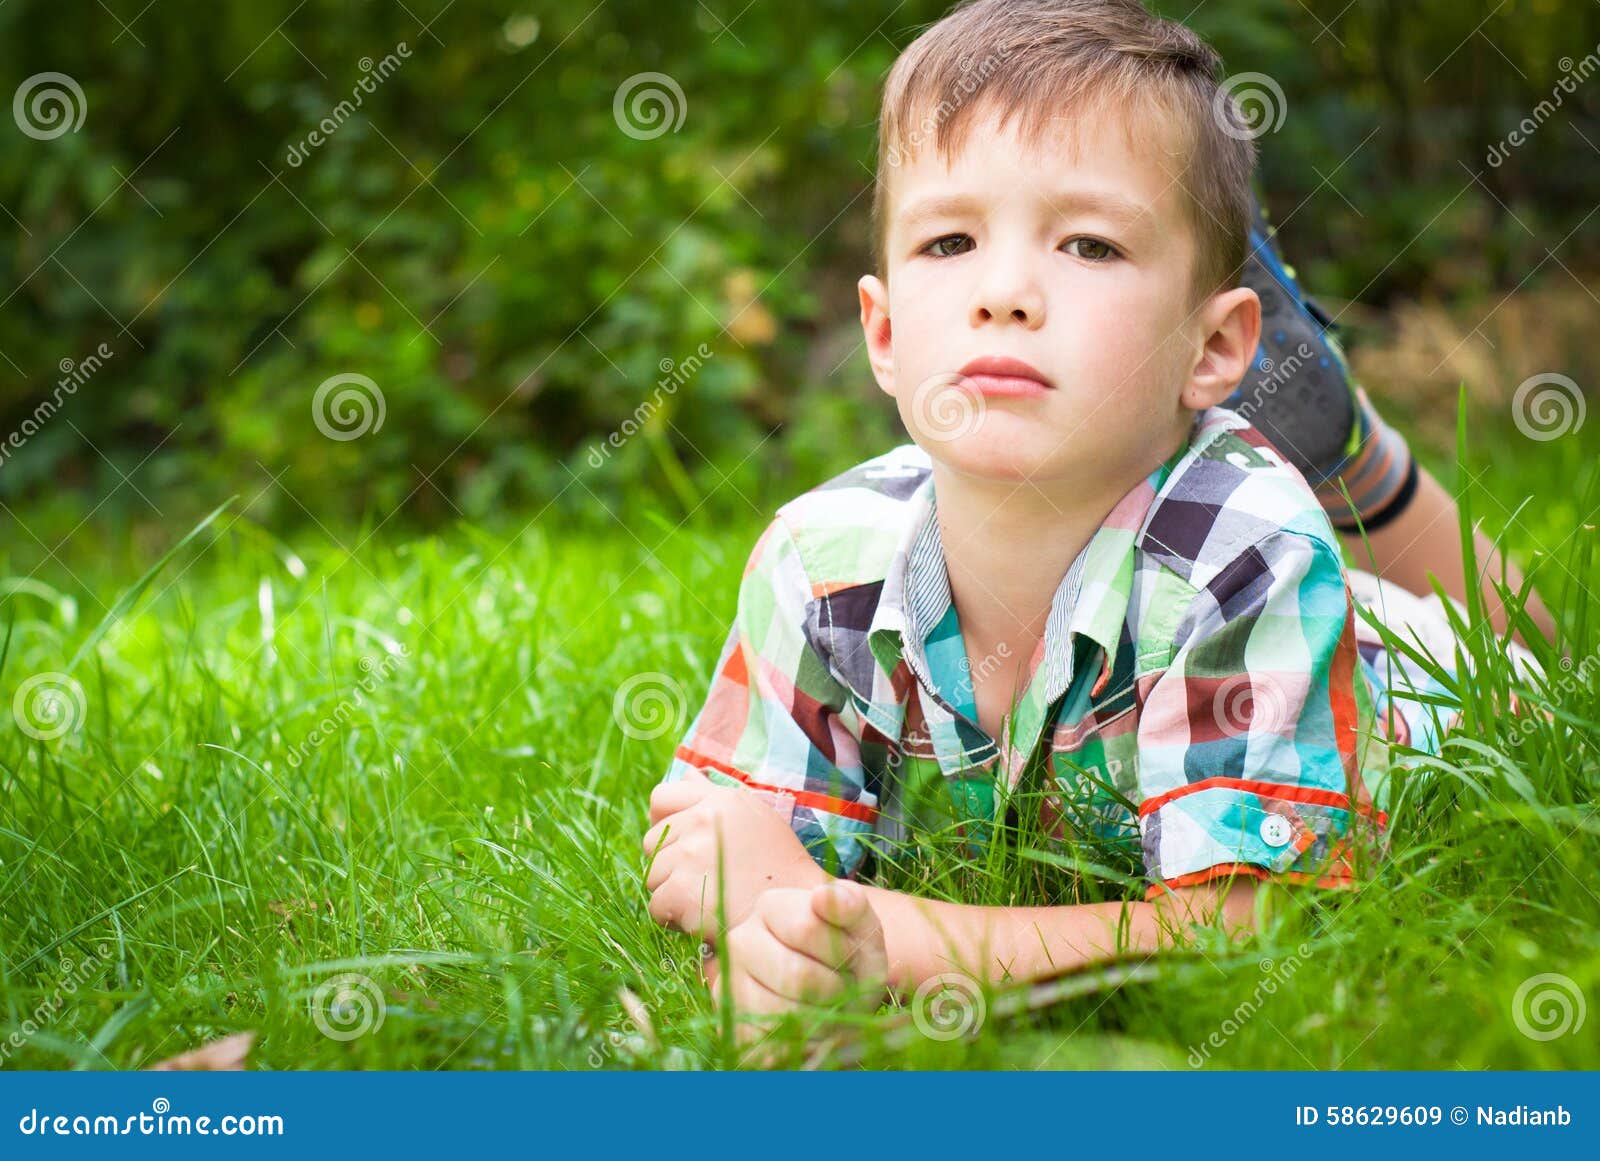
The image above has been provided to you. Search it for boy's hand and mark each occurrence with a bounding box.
[702,880,889,1064]
[642,767,828,939]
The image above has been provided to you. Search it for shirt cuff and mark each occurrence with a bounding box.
[1139,778,1387,901]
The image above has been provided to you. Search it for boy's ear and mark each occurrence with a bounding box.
[858,274,896,397]
[1182,285,1261,412]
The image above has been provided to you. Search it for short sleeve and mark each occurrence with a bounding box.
[1133,529,1389,901]
[657,516,878,877]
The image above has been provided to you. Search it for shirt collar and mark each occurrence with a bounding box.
[865,470,934,680]
[867,429,1196,709]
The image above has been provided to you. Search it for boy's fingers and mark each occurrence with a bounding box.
[642,841,680,891]
[810,879,870,930]
[642,805,714,860]
[641,817,679,859]
[647,769,713,823]
[759,890,855,972]
[735,917,838,1004]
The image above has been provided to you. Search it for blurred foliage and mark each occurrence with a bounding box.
[0,0,1595,528]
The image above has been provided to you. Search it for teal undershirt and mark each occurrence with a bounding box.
[918,601,1000,844]
[921,601,978,724]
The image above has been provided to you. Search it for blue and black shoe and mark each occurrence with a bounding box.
[1225,189,1360,485]
[1226,190,1419,532]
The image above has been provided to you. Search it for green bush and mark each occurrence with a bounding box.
[1,0,1594,527]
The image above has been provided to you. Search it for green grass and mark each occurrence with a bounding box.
[2,415,1598,1071]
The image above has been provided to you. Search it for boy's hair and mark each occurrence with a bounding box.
[872,0,1257,302]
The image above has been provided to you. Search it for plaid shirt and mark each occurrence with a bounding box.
[660,407,1443,901]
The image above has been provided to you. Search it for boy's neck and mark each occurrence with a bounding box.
[929,420,1195,656]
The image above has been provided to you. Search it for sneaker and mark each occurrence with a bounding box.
[1225,188,1359,485]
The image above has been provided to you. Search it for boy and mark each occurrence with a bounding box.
[642,0,1543,1038]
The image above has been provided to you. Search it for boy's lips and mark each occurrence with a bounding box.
[958,355,1054,397]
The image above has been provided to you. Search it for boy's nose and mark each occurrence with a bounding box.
[969,268,1046,329]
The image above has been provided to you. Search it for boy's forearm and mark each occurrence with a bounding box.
[854,879,1258,994]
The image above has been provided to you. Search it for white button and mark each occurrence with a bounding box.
[1260,814,1293,847]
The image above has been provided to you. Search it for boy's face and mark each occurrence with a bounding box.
[859,101,1255,492]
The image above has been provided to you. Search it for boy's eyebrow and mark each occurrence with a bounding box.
[898,189,1154,233]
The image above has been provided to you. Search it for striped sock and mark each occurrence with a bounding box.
[1314,385,1419,534]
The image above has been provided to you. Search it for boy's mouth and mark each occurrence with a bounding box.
[958,355,1055,397]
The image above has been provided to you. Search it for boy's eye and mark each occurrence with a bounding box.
[1063,236,1118,262]
[922,233,973,258]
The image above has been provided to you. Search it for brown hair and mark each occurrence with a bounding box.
[871,0,1257,301]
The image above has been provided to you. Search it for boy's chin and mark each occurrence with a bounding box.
[914,425,1072,484]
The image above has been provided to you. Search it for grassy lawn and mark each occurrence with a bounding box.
[2,411,1598,1071]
